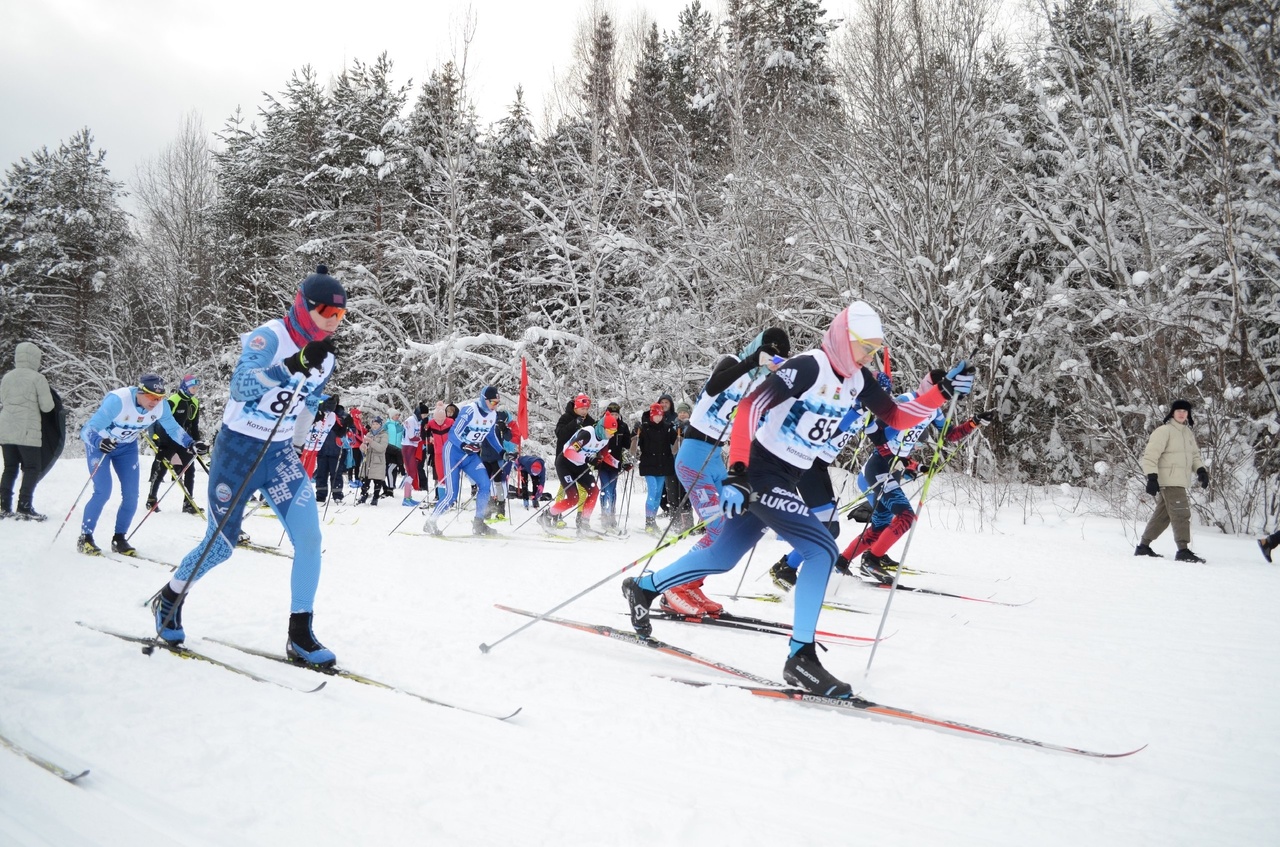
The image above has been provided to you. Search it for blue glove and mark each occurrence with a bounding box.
[721,463,751,518]
[941,361,975,397]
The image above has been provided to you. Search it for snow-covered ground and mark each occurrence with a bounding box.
[2,458,1278,847]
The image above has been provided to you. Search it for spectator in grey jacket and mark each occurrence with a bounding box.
[1136,399,1208,562]
[0,342,55,520]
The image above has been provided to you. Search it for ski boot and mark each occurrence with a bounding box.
[783,641,854,698]
[151,585,186,644]
[770,556,797,591]
[684,580,723,615]
[621,577,658,638]
[423,516,443,537]
[182,502,201,515]
[472,517,497,537]
[78,533,102,556]
[644,517,659,536]
[538,510,565,532]
[833,554,853,576]
[1175,548,1206,563]
[286,612,336,668]
[659,585,704,616]
[577,519,602,538]
[859,553,894,585]
[145,498,161,513]
[111,534,138,557]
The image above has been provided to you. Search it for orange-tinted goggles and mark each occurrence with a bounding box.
[316,303,346,320]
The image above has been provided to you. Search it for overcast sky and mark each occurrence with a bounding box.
[0,0,697,193]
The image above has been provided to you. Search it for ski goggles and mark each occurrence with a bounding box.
[315,303,346,320]
[849,330,884,359]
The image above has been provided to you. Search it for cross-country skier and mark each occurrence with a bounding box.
[658,327,790,617]
[621,302,974,697]
[540,412,619,537]
[144,374,203,515]
[79,374,209,556]
[836,373,991,583]
[149,265,344,667]
[423,385,505,537]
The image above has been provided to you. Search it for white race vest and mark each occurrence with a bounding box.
[755,349,864,469]
[222,320,334,442]
[689,356,759,441]
[99,388,168,444]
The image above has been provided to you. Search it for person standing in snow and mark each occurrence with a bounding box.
[358,414,390,505]
[400,403,426,506]
[423,401,454,501]
[621,302,973,698]
[79,374,208,556]
[632,402,676,536]
[144,374,203,515]
[1135,399,1209,562]
[0,341,57,520]
[596,401,632,530]
[150,265,343,667]
[423,386,505,537]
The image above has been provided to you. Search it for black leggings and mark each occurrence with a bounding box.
[0,444,41,506]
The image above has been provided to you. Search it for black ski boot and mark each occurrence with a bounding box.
[145,498,161,513]
[859,553,894,584]
[111,534,138,557]
[1175,548,1206,563]
[182,502,200,515]
[621,577,658,638]
[78,533,102,556]
[472,517,498,537]
[286,612,336,667]
[770,556,797,591]
[783,641,854,699]
[16,501,46,521]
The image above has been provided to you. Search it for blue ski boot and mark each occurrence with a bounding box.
[286,612,336,668]
[152,585,186,644]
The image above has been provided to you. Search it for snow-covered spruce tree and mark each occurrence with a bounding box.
[305,53,413,400]
[212,68,333,325]
[0,128,132,408]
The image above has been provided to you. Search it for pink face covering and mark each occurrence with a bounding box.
[432,402,446,424]
[284,290,332,347]
[820,302,883,378]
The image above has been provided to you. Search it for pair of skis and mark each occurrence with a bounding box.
[79,623,519,721]
[495,606,1144,758]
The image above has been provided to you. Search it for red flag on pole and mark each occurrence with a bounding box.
[513,357,529,446]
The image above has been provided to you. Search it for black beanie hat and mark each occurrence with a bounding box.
[1165,398,1195,425]
[760,327,791,358]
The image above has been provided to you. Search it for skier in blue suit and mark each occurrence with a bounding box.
[424,385,505,537]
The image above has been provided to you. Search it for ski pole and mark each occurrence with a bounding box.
[435,460,507,532]
[865,386,965,674]
[510,463,595,532]
[479,514,710,654]
[51,452,110,545]
[147,377,302,655]
[387,450,469,536]
[127,453,202,541]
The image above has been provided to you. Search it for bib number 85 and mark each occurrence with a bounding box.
[804,415,841,443]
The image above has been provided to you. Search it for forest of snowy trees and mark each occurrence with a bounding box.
[1,0,1276,532]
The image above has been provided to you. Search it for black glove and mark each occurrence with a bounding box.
[98,436,118,454]
[192,440,210,456]
[1196,467,1209,489]
[973,409,996,426]
[282,338,336,375]
[622,460,634,472]
[1145,474,1160,496]
[721,462,751,518]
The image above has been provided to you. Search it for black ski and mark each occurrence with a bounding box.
[861,578,1033,606]
[495,605,782,686]
[0,733,89,782]
[648,609,882,645]
[660,677,1147,759]
[204,638,521,721]
[78,623,326,692]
